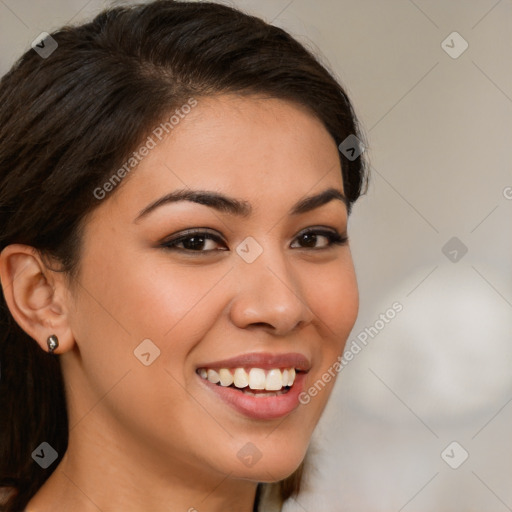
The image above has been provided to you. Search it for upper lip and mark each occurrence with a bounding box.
[197,352,311,372]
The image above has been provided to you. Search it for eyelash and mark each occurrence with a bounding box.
[160,227,348,254]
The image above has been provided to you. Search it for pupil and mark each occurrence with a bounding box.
[184,236,205,250]
[302,233,316,248]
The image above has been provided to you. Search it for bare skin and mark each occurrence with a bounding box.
[0,94,359,512]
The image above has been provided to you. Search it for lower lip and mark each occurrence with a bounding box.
[198,372,306,420]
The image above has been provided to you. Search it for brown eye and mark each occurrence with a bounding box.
[161,228,347,254]
[161,230,228,252]
[291,229,348,249]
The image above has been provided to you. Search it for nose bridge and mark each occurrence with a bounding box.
[228,235,314,334]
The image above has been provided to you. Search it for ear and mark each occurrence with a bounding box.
[0,244,75,354]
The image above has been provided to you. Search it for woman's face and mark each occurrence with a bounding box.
[63,94,359,483]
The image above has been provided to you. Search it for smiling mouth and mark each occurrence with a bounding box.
[196,367,298,396]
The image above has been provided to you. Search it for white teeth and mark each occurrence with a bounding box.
[200,367,297,390]
[233,368,249,388]
[248,368,266,389]
[207,369,220,384]
[219,368,234,387]
[288,368,296,387]
[265,369,283,391]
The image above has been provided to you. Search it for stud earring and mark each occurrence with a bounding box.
[46,335,59,354]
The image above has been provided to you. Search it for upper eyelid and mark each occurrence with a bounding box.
[160,228,221,243]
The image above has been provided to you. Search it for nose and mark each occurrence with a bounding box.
[228,243,315,336]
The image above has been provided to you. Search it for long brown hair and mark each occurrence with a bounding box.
[0,1,368,510]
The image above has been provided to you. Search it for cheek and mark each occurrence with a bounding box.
[66,248,200,391]
[69,248,232,408]
[76,249,216,341]
[67,252,238,468]
[306,256,359,353]
[297,256,359,413]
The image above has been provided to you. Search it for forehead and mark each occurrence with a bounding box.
[96,94,344,220]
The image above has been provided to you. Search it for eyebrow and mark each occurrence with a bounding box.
[135,186,349,222]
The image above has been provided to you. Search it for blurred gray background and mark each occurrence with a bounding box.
[1,1,511,511]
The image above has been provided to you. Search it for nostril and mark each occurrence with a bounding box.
[248,322,273,329]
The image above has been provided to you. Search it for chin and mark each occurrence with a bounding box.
[223,441,308,483]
